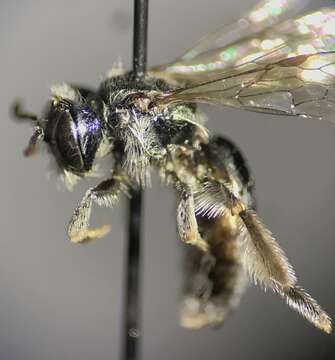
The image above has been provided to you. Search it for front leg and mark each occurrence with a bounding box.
[68,174,129,243]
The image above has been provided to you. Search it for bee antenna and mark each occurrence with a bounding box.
[11,99,39,123]
[11,100,45,156]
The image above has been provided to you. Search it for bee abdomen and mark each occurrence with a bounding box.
[181,212,248,329]
[180,135,253,328]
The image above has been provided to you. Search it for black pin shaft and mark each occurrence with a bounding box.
[132,0,148,79]
[122,1,148,360]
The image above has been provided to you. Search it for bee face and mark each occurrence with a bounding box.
[44,100,103,174]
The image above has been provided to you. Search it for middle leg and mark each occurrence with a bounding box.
[177,184,209,253]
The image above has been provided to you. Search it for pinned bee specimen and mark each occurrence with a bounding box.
[13,0,334,333]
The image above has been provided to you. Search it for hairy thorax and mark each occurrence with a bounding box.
[97,73,208,185]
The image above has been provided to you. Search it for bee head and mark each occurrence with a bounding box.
[43,98,103,174]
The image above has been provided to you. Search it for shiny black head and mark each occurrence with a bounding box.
[44,99,103,174]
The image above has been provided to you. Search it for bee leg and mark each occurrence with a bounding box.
[177,185,209,253]
[68,175,129,243]
[195,179,332,333]
[179,136,256,328]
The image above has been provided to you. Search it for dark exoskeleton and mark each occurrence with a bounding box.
[13,71,332,333]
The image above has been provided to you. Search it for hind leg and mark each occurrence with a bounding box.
[165,135,331,331]
[162,136,252,327]
[179,135,252,327]
[192,136,331,333]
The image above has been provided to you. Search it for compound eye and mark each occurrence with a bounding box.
[55,111,85,171]
[45,101,103,173]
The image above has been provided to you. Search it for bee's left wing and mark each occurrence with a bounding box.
[149,7,335,87]
[150,34,335,121]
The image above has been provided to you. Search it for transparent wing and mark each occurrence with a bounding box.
[151,34,335,121]
[180,0,313,61]
[150,7,334,86]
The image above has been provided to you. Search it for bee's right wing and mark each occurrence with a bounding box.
[149,3,333,87]
[178,0,313,61]
[152,42,335,122]
[149,8,335,122]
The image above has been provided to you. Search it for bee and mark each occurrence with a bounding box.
[13,0,333,333]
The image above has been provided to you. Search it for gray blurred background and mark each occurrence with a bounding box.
[1,0,334,359]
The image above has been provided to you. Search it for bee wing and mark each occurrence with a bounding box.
[178,0,312,61]
[149,7,333,86]
[151,33,335,121]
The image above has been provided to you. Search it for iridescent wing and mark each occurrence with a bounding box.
[150,9,335,121]
[150,5,333,86]
[179,0,312,61]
